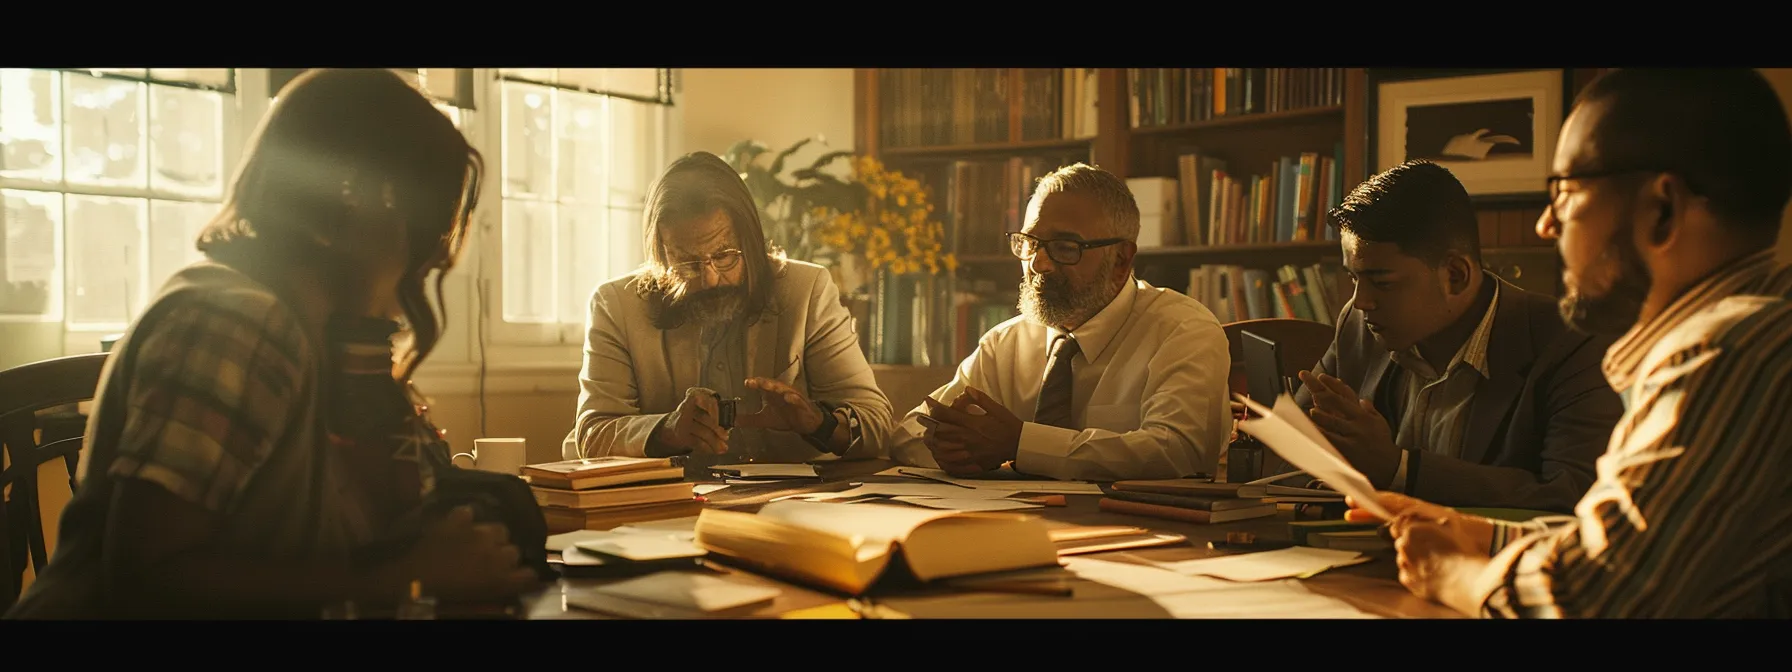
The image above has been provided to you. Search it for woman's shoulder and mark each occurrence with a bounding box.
[131,262,315,365]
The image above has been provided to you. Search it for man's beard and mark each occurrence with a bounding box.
[671,285,744,329]
[1018,251,1120,330]
[1559,221,1653,337]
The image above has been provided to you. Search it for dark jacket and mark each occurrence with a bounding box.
[1291,275,1624,513]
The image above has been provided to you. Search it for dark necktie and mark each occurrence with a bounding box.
[1034,335,1081,428]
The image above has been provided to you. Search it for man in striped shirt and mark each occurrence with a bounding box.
[1348,68,1792,618]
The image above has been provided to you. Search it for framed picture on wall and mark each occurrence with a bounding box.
[1367,69,1572,203]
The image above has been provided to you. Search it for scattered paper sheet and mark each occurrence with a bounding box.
[610,516,700,537]
[1063,557,1238,595]
[831,483,1020,500]
[888,496,1044,512]
[575,535,706,562]
[1062,558,1378,619]
[712,463,819,479]
[768,491,870,503]
[1234,394,1393,520]
[550,519,701,552]
[887,467,1105,495]
[546,530,616,552]
[586,571,781,614]
[1153,546,1370,582]
[693,484,730,496]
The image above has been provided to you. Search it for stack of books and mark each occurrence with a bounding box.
[1096,479,1279,524]
[521,456,704,533]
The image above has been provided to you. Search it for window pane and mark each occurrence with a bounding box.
[558,204,642,324]
[502,199,557,323]
[417,68,461,103]
[85,68,147,77]
[149,86,224,199]
[65,195,147,327]
[64,73,146,189]
[558,69,663,100]
[148,199,212,293]
[608,100,663,209]
[500,68,557,84]
[502,82,555,200]
[0,69,63,184]
[1,189,62,318]
[148,69,232,88]
[433,102,461,128]
[556,89,607,205]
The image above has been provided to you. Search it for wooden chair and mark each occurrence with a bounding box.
[1221,318,1337,403]
[0,353,110,609]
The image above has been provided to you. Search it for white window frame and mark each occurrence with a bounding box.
[472,68,675,362]
[0,68,245,355]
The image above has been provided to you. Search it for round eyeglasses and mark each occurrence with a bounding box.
[669,249,744,278]
[1007,231,1127,266]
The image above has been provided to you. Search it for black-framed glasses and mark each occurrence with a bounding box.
[1546,168,1701,215]
[669,249,744,278]
[1007,231,1127,266]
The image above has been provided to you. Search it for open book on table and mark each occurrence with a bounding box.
[692,500,1061,596]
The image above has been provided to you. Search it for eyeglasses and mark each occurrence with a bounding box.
[1545,168,1701,216]
[668,249,744,279]
[1007,231,1127,266]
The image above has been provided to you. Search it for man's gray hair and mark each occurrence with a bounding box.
[1029,162,1141,241]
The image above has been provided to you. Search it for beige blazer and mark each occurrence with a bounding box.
[567,259,893,462]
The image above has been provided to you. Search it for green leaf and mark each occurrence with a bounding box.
[723,140,770,171]
[769,138,814,178]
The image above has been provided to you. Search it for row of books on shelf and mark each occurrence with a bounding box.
[1188,261,1348,326]
[932,154,1079,257]
[877,68,1099,149]
[1128,67,1348,128]
[1130,145,1347,249]
[865,272,958,367]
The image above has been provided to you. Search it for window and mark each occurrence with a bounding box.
[0,68,234,333]
[490,68,672,344]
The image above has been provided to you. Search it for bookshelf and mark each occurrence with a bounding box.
[851,67,1580,370]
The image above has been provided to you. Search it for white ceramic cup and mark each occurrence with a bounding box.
[452,438,528,475]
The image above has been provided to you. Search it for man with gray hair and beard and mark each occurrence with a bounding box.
[889,163,1231,481]
[568,152,893,470]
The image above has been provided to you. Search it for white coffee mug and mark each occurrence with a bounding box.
[452,438,528,475]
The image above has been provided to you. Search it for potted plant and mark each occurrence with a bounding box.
[724,138,955,363]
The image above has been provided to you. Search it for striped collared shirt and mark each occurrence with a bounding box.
[1477,249,1792,618]
[1384,281,1500,491]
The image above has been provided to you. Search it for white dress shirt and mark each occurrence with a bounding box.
[889,276,1231,481]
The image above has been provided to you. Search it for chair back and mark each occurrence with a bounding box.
[1221,318,1335,401]
[0,353,110,609]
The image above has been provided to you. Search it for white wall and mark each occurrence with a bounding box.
[675,68,855,161]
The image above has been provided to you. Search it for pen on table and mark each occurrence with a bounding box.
[897,468,976,490]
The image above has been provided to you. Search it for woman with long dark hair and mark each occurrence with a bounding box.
[8,69,540,619]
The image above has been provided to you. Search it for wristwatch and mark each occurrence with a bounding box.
[804,400,844,455]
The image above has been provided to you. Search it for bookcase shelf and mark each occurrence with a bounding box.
[1129,105,1344,136]
[955,240,1341,267]
[850,67,1580,370]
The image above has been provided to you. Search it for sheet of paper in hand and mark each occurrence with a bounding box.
[1232,394,1393,521]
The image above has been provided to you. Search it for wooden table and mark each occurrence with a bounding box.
[521,459,1460,619]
